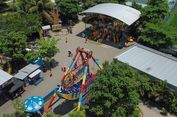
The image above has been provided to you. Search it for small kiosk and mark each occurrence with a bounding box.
[14,64,42,86]
[28,69,42,84]
[42,25,51,38]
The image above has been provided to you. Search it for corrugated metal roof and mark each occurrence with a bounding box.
[0,70,13,86]
[115,44,177,87]
[20,64,39,74]
[14,71,28,80]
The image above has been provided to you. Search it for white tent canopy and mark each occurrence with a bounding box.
[81,3,141,25]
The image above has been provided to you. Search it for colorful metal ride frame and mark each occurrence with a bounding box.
[45,47,102,112]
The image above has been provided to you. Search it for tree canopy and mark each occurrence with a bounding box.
[140,22,177,49]
[0,13,41,37]
[24,51,39,62]
[88,59,177,116]
[69,109,86,117]
[3,99,27,117]
[138,0,177,49]
[0,32,27,60]
[82,0,126,9]
[56,0,81,22]
[88,60,140,117]
[38,38,59,61]
[15,0,54,24]
[140,0,169,27]
[0,0,8,13]
[168,8,177,29]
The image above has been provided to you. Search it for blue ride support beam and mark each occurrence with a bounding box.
[77,66,88,111]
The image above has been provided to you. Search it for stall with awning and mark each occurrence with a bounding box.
[14,64,42,85]
[8,79,24,98]
[0,70,13,88]
[9,79,24,93]
[28,69,42,85]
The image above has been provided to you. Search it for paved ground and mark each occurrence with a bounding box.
[140,103,175,117]
[0,21,175,117]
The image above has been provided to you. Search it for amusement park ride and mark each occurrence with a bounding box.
[44,47,102,112]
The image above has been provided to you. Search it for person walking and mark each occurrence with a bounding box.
[50,70,52,77]
[68,49,72,57]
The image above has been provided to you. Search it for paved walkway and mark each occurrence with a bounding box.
[0,21,174,117]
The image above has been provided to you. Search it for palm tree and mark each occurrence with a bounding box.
[16,0,54,23]
[28,0,54,23]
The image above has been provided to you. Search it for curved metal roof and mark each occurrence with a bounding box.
[81,3,141,25]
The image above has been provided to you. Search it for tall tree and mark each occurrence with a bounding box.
[3,99,27,117]
[56,0,81,22]
[82,0,126,9]
[0,32,27,60]
[0,13,41,37]
[24,51,39,62]
[69,109,86,117]
[38,38,59,61]
[88,60,140,117]
[140,0,169,27]
[15,0,54,24]
[139,22,177,49]
[168,8,177,28]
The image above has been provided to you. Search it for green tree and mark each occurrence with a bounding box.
[15,0,34,13]
[140,0,169,27]
[131,0,142,11]
[56,0,81,22]
[0,32,27,60]
[139,22,177,49]
[3,99,27,117]
[69,109,86,117]
[15,0,54,23]
[168,8,177,28]
[0,13,41,37]
[88,60,140,117]
[38,38,59,61]
[24,51,39,62]
[82,0,126,9]
[87,60,177,115]
[0,0,8,12]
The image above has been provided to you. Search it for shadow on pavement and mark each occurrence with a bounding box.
[53,100,77,115]
[50,59,59,69]
[0,94,9,106]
